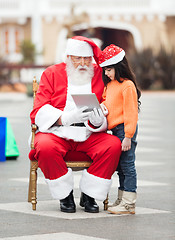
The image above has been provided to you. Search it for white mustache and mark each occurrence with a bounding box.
[77,65,89,70]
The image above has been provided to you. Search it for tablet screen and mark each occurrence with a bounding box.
[71,93,101,112]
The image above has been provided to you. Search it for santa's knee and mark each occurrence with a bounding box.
[35,135,57,160]
[106,135,122,154]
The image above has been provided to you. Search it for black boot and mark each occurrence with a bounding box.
[80,192,99,213]
[60,190,76,213]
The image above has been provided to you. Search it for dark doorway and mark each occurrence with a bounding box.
[100,28,135,54]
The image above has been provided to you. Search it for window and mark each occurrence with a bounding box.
[1,26,23,60]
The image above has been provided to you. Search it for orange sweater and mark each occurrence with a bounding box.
[102,79,138,138]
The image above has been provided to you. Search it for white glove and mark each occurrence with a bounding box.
[61,106,92,126]
[89,108,104,127]
[100,103,108,116]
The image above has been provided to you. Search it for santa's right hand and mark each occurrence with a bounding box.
[61,106,92,126]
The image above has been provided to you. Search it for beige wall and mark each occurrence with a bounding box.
[129,16,170,53]
[42,18,62,64]
[166,16,175,52]
[23,19,31,40]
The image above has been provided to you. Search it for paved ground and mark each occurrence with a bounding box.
[0,91,175,240]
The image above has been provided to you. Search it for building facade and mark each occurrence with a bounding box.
[0,0,175,65]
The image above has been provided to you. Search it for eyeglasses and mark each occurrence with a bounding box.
[71,56,92,63]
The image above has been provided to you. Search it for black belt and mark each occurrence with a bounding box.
[70,123,85,127]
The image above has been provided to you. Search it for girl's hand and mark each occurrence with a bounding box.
[121,137,131,151]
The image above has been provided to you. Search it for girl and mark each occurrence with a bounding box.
[99,44,141,214]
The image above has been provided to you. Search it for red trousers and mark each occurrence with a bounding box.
[34,132,121,180]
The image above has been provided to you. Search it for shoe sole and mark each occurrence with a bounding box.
[61,208,76,213]
[84,209,99,213]
[108,209,135,215]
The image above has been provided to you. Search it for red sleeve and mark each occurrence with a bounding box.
[30,70,54,124]
[30,63,68,124]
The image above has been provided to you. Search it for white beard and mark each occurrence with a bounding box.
[66,58,94,85]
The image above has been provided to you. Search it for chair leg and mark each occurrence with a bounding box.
[28,160,38,210]
[103,194,109,211]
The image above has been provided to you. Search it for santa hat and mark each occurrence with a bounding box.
[65,36,102,64]
[98,44,125,67]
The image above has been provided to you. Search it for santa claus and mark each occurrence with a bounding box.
[30,36,121,213]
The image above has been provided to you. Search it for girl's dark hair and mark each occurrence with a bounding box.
[102,56,141,110]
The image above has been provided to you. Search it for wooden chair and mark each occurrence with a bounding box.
[28,77,109,211]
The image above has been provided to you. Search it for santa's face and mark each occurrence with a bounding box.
[70,56,92,69]
[66,56,94,85]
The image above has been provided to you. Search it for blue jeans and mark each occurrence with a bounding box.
[112,123,138,192]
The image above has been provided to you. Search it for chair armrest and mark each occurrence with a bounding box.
[31,124,38,150]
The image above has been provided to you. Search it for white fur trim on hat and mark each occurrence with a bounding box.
[65,39,93,57]
[80,169,112,201]
[99,50,125,67]
[45,168,73,200]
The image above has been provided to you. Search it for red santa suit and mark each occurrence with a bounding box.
[30,37,121,201]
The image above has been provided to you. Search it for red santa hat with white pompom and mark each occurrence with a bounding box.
[98,44,125,67]
[65,36,102,64]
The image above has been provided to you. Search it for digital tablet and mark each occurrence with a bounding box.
[71,93,102,112]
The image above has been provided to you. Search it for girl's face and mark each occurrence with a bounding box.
[104,67,115,81]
